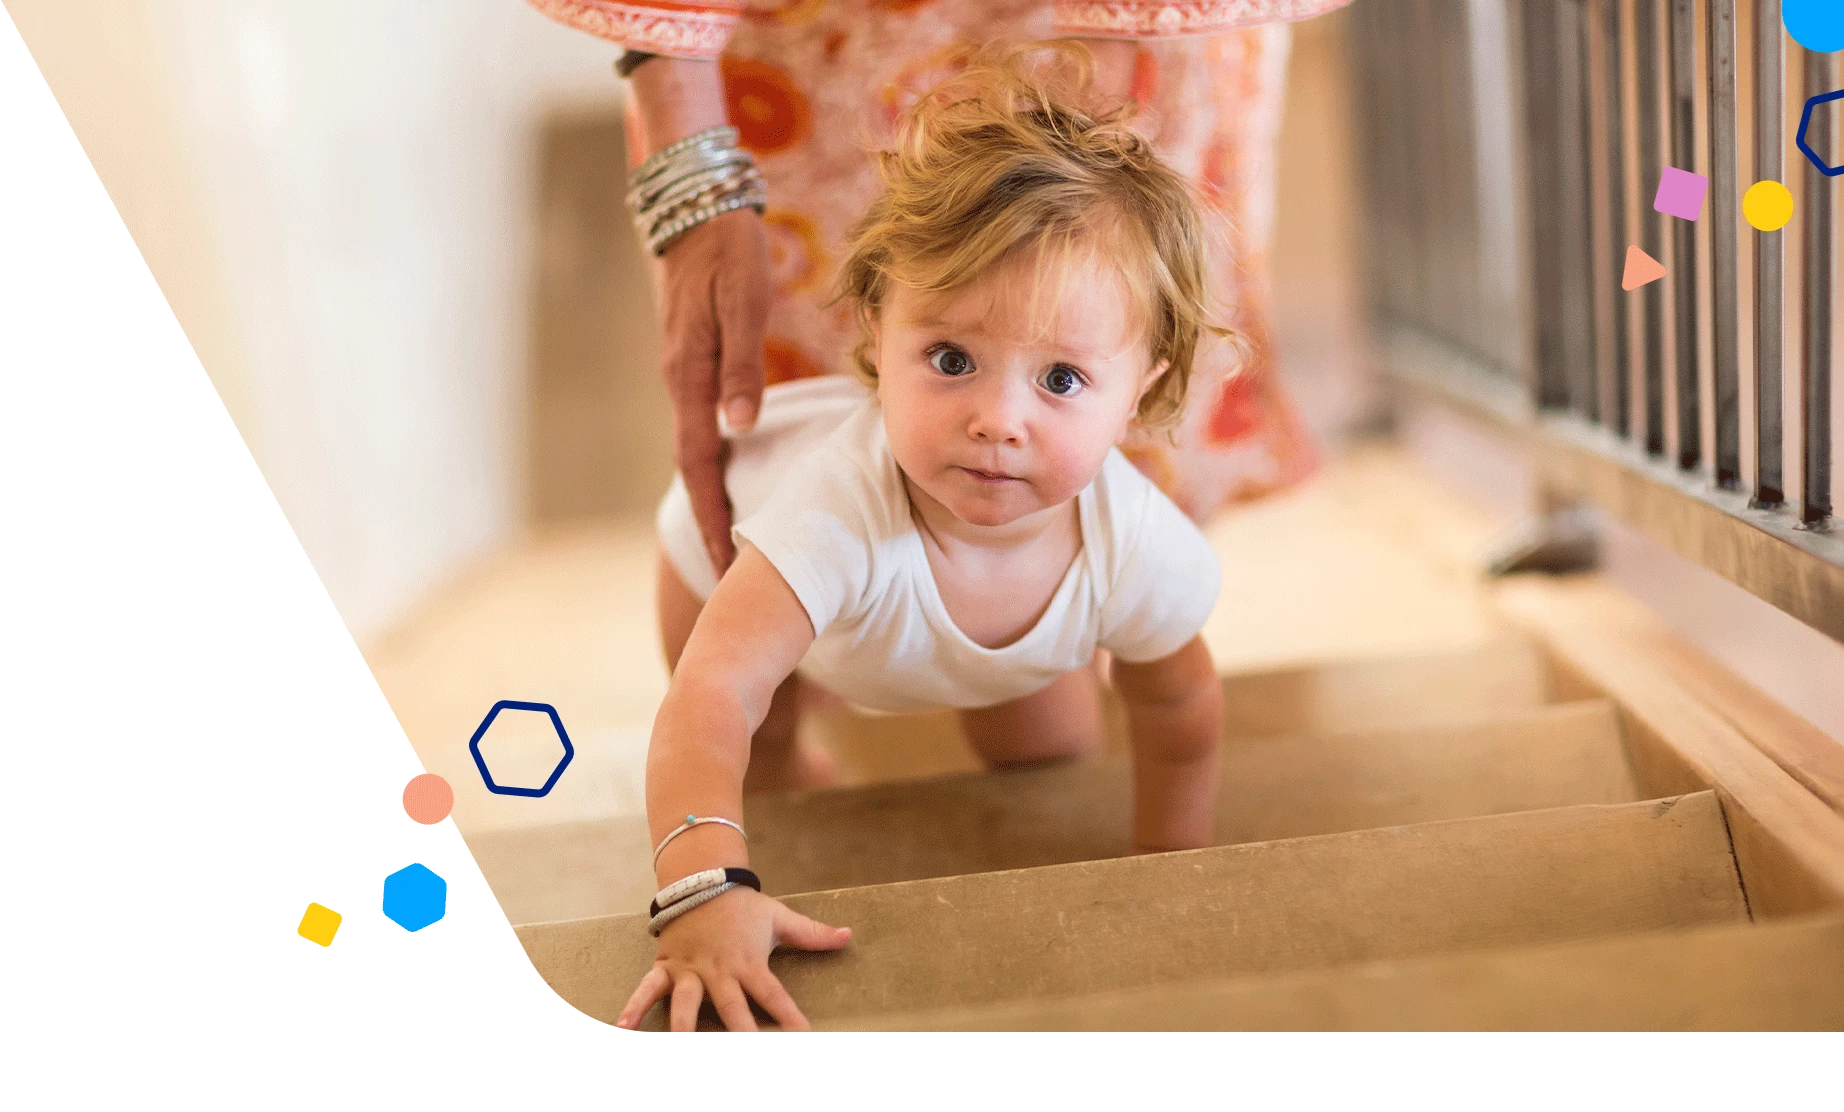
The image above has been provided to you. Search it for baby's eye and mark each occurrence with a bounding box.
[1042,364,1085,397]
[928,345,973,377]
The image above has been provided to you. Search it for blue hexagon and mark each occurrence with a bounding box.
[467,700,574,798]
[382,863,447,932]
[1796,90,1844,178]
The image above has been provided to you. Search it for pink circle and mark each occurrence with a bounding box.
[402,773,454,824]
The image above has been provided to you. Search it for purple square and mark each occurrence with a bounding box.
[1654,167,1708,220]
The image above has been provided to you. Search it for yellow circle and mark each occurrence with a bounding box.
[1743,181,1794,232]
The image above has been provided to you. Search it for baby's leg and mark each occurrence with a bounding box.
[957,652,1109,770]
[655,550,838,791]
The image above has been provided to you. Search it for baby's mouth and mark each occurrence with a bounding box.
[960,466,1018,483]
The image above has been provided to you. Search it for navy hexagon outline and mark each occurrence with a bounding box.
[1796,89,1844,178]
[467,699,575,797]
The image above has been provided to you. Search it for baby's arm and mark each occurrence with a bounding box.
[619,542,851,1032]
[1110,634,1224,851]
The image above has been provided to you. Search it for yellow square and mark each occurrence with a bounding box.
[297,902,342,947]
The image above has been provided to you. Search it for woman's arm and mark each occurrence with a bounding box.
[623,57,773,579]
[620,542,851,1032]
[1110,634,1223,851]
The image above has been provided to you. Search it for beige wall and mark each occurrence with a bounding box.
[9,0,623,638]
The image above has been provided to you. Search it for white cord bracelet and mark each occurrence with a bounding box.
[652,814,748,867]
[648,881,737,937]
[652,867,730,913]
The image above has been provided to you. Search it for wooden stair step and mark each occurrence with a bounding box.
[749,700,1637,894]
[802,638,1552,785]
[825,912,1844,1031]
[517,790,1745,1028]
[466,700,1631,925]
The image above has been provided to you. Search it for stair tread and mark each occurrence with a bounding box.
[803,638,1550,784]
[750,700,1636,894]
[517,790,1745,1028]
[823,912,1844,1030]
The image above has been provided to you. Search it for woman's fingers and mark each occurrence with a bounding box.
[710,212,770,435]
[669,972,706,1033]
[739,966,811,1031]
[706,976,760,1033]
[617,965,673,1030]
[681,431,737,575]
[660,222,736,575]
[772,905,853,952]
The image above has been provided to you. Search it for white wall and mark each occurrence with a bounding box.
[16,0,624,639]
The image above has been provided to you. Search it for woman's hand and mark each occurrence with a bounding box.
[617,887,852,1032]
[658,209,772,575]
[627,55,772,576]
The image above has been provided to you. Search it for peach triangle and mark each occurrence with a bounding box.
[1622,245,1666,290]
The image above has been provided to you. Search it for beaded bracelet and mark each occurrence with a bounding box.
[645,185,767,256]
[652,813,749,867]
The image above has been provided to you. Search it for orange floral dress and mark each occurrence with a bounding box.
[528,0,1349,523]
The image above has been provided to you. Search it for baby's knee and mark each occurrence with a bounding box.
[959,671,1107,770]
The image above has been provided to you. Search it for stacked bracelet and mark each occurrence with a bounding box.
[647,867,762,937]
[624,124,767,256]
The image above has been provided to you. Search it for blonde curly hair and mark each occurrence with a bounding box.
[829,39,1236,436]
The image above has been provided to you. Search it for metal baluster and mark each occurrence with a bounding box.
[1668,0,1701,471]
[1558,1,1599,420]
[1635,0,1667,453]
[1525,0,1570,409]
[1804,48,1834,527]
[1603,0,1633,437]
[1708,0,1741,488]
[1380,4,1412,328]
[1441,1,1485,365]
[1350,3,1391,323]
[1755,0,1786,508]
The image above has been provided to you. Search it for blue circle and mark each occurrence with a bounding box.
[1786,0,1844,53]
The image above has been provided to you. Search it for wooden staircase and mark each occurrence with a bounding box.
[508,577,1844,1031]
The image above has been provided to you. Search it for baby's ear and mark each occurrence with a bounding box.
[1137,359,1170,404]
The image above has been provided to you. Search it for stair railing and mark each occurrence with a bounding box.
[1350,0,1844,640]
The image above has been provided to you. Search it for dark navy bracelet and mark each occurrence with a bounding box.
[615,50,659,79]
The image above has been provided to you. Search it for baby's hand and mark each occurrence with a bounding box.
[617,887,852,1032]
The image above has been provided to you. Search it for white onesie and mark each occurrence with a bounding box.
[655,375,1221,713]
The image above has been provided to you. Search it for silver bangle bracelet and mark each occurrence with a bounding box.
[652,813,749,866]
[630,149,751,207]
[628,146,755,209]
[628,125,738,188]
[632,159,756,220]
[647,881,738,937]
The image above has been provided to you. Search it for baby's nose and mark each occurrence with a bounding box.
[969,382,1029,442]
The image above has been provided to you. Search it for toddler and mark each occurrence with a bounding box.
[625,42,1230,1032]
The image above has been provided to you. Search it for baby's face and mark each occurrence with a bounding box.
[873,248,1158,531]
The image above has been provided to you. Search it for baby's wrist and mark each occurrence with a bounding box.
[652,821,751,888]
